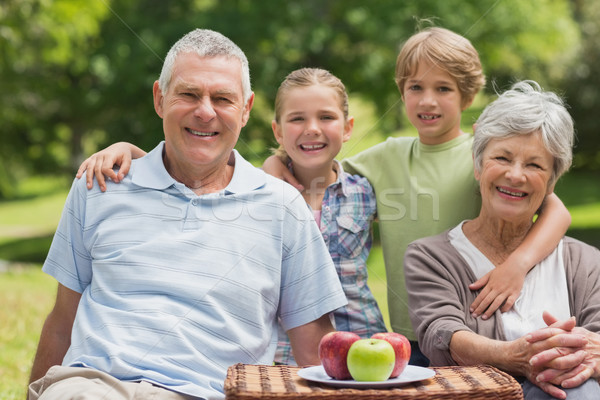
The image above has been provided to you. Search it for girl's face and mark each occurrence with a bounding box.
[272,85,353,170]
[402,61,472,145]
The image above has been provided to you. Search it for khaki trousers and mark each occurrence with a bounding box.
[29,366,198,400]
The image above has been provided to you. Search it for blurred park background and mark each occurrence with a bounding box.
[1,0,600,398]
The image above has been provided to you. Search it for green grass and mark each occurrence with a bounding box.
[0,267,56,400]
[554,171,600,248]
[0,192,67,243]
[365,243,389,329]
[0,192,65,265]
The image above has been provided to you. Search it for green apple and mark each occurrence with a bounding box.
[346,338,395,381]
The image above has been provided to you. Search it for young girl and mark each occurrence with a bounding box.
[76,68,387,365]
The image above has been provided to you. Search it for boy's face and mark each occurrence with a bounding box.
[401,61,472,145]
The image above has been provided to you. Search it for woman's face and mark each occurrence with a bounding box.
[475,131,555,223]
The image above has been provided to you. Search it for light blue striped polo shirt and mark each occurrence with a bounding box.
[43,142,347,399]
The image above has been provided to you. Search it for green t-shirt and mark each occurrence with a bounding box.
[342,134,481,340]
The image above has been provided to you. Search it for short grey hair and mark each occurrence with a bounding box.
[158,29,252,103]
[473,80,574,186]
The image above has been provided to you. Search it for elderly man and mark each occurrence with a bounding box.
[27,29,346,400]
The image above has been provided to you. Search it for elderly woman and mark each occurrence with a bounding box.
[404,80,600,400]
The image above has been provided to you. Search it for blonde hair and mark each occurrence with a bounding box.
[395,27,485,107]
[272,68,349,163]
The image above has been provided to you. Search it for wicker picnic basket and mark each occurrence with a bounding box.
[224,363,523,400]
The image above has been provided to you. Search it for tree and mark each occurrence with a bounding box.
[0,0,110,197]
[564,0,600,171]
[0,0,583,198]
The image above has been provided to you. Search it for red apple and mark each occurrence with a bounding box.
[371,332,411,378]
[318,331,360,379]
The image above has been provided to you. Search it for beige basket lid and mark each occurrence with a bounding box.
[224,363,523,399]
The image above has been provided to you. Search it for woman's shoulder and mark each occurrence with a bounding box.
[405,229,457,262]
[561,236,600,283]
[562,236,600,259]
[409,229,453,247]
[404,229,470,280]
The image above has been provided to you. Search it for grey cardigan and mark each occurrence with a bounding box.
[404,231,600,367]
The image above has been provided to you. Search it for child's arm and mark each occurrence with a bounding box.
[469,193,571,319]
[75,142,146,192]
[262,155,304,191]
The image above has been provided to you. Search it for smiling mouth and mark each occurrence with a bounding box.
[419,114,440,121]
[300,143,326,151]
[187,128,218,137]
[497,187,527,197]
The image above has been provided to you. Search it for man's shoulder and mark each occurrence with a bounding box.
[261,173,305,201]
[69,171,114,197]
[230,151,302,202]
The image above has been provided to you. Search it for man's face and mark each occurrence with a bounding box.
[153,53,253,176]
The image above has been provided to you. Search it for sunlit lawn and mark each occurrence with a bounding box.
[0,267,55,400]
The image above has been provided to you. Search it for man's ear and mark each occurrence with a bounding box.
[241,92,255,127]
[153,81,164,118]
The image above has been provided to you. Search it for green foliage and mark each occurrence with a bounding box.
[471,0,580,87]
[0,0,592,199]
[0,0,110,198]
[563,0,600,171]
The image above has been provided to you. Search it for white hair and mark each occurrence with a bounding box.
[473,80,574,185]
[158,29,252,103]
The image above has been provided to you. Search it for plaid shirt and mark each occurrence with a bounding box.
[275,161,387,365]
